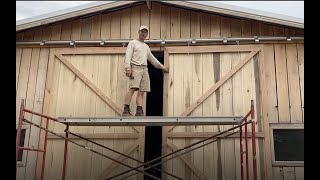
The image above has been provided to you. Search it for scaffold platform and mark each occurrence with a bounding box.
[57,116,242,126]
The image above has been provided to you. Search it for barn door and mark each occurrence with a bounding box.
[40,47,145,180]
[162,45,262,180]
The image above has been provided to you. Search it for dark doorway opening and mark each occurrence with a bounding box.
[144,51,164,179]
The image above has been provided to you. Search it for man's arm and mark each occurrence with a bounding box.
[147,48,165,69]
[125,41,134,69]
[124,41,134,77]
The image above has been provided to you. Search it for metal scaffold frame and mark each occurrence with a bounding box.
[16,99,257,180]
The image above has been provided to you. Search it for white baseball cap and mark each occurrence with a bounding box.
[139,25,149,31]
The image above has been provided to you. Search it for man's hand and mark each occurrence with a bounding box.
[125,68,133,78]
[162,66,169,73]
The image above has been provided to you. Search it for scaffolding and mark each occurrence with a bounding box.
[16,99,257,180]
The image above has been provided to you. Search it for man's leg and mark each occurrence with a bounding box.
[135,91,145,116]
[136,91,145,106]
[135,67,149,116]
[122,88,137,116]
[124,88,137,105]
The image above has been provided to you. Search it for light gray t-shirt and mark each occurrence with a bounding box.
[125,39,164,69]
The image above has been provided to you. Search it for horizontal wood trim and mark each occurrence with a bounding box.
[270,123,304,129]
[48,133,140,139]
[167,132,264,138]
[15,41,304,49]
[165,45,262,54]
[55,47,126,54]
[272,161,304,167]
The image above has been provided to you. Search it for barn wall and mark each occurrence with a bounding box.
[16,2,304,43]
[16,27,51,180]
[262,42,304,180]
[16,1,304,180]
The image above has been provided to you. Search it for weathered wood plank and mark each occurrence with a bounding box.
[41,50,62,179]
[232,51,243,180]
[182,54,193,180]
[220,52,235,180]
[150,2,161,39]
[286,44,303,123]
[283,167,295,180]
[111,11,121,39]
[60,22,72,40]
[80,17,92,40]
[274,44,290,123]
[273,167,283,180]
[165,52,174,179]
[16,48,23,92]
[260,23,274,36]
[191,11,201,38]
[201,13,211,38]
[71,19,81,40]
[210,14,220,38]
[259,47,273,180]
[114,54,127,176]
[101,13,111,40]
[202,53,216,179]
[285,28,296,37]
[180,9,190,39]
[121,8,131,39]
[33,28,43,40]
[231,18,241,37]
[25,48,50,180]
[23,48,40,180]
[91,15,102,40]
[170,7,180,39]
[241,20,251,37]
[191,53,203,180]
[23,30,34,40]
[297,43,304,121]
[50,24,62,40]
[172,54,186,179]
[95,54,115,179]
[295,167,304,180]
[131,6,141,39]
[251,21,261,36]
[16,48,32,124]
[16,31,24,40]
[220,16,231,37]
[273,26,285,36]
[140,4,150,39]
[263,44,279,123]
[34,27,53,180]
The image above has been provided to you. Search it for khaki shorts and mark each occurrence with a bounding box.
[129,64,150,92]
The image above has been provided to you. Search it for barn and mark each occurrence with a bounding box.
[16,1,304,180]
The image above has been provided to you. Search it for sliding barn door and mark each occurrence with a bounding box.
[162,45,262,180]
[39,47,145,180]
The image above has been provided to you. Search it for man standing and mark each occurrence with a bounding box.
[122,25,169,116]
